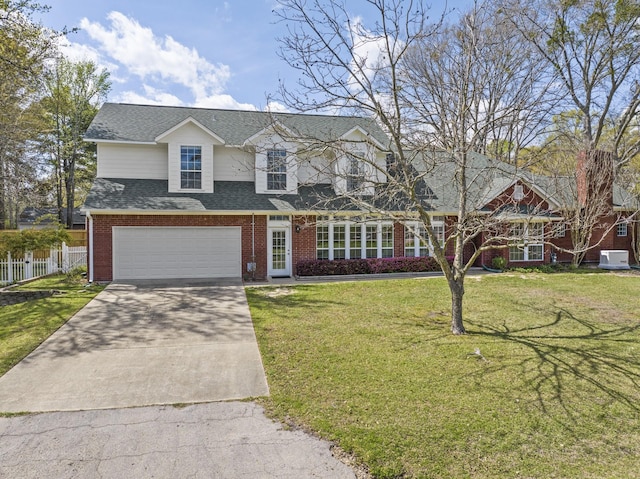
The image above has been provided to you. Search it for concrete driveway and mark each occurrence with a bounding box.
[0,278,270,413]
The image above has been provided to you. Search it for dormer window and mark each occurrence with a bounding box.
[346,155,364,192]
[267,149,287,191]
[180,146,202,189]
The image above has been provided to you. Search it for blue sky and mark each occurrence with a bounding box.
[40,0,463,111]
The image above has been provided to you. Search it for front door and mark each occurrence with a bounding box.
[268,227,291,277]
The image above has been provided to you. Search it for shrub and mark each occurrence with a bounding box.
[0,227,71,256]
[65,266,87,284]
[491,256,507,270]
[296,256,443,276]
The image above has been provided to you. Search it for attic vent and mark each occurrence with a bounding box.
[513,184,524,201]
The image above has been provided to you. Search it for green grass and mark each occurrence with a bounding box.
[246,272,640,478]
[0,275,105,376]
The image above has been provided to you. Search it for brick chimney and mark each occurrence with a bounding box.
[577,150,614,210]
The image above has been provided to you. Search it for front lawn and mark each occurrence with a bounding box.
[246,272,640,478]
[0,275,105,376]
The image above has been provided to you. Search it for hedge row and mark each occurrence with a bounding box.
[296,256,450,276]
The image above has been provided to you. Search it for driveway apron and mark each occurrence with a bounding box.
[0,279,270,413]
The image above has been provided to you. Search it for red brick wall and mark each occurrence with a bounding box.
[90,214,268,281]
[394,223,405,258]
[485,182,550,211]
[291,215,317,275]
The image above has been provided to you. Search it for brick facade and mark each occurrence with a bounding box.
[291,215,317,276]
[90,214,268,282]
[91,210,635,282]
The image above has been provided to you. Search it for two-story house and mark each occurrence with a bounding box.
[83,103,637,282]
[83,103,395,282]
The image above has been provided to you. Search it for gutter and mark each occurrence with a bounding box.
[87,212,94,283]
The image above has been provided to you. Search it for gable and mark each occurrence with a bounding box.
[483,180,553,213]
[155,120,224,145]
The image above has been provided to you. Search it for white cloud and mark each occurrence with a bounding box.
[57,38,125,83]
[116,85,185,106]
[194,94,257,111]
[265,101,290,113]
[348,17,390,85]
[77,11,247,107]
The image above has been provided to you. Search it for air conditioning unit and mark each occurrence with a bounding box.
[598,250,630,270]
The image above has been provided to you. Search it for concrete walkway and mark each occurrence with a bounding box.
[0,279,269,412]
[0,402,356,479]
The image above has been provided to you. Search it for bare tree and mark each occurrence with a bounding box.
[274,0,554,334]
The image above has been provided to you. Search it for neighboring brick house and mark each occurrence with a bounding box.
[83,103,637,282]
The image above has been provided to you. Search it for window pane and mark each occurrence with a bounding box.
[529,223,543,240]
[350,224,362,259]
[509,245,524,261]
[433,224,444,247]
[528,244,543,261]
[404,225,415,257]
[381,224,393,258]
[617,222,628,237]
[180,146,202,189]
[510,222,524,238]
[346,155,363,192]
[366,225,377,258]
[267,149,287,190]
[316,225,329,260]
[333,225,346,259]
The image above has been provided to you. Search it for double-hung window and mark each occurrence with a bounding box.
[316,217,393,260]
[346,155,364,192]
[180,146,202,189]
[267,149,287,191]
[509,222,544,261]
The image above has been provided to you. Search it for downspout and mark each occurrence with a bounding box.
[87,212,94,283]
[251,213,256,280]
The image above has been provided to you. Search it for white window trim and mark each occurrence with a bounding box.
[509,222,544,262]
[404,220,445,257]
[266,149,288,191]
[180,145,203,190]
[317,218,393,260]
[617,221,628,237]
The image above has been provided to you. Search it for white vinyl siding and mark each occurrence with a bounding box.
[213,146,254,181]
[254,133,298,194]
[96,143,168,179]
[112,226,241,280]
[160,122,216,193]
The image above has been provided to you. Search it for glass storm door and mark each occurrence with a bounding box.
[268,228,291,277]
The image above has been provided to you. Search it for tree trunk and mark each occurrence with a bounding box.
[449,278,466,335]
[65,157,75,229]
[0,155,5,230]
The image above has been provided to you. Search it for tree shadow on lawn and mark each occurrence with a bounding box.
[465,304,640,428]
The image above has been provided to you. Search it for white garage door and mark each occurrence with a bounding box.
[112,226,242,280]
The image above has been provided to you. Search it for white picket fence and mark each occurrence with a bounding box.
[0,243,87,285]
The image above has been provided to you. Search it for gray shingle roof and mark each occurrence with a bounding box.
[85,103,391,147]
[84,178,349,213]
